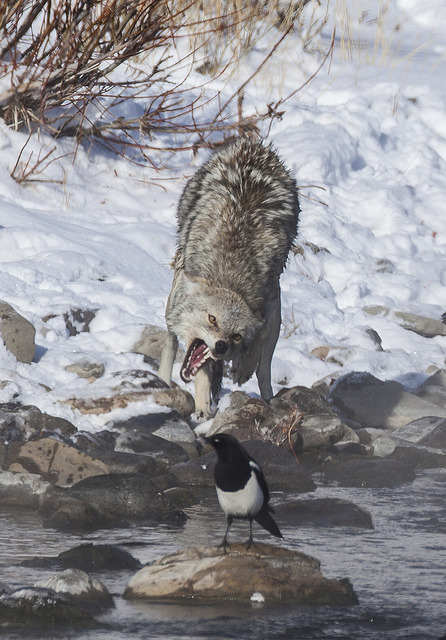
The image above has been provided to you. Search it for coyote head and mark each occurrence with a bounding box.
[167,275,262,382]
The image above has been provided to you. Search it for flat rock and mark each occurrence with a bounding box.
[329,372,446,429]
[275,497,373,529]
[124,543,357,605]
[322,458,416,487]
[23,543,142,571]
[0,301,35,363]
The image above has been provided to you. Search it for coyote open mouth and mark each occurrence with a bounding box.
[180,338,214,382]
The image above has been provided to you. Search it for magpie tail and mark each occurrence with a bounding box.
[254,508,283,539]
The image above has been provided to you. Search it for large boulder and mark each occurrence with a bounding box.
[275,497,373,529]
[329,372,446,429]
[0,301,35,363]
[124,543,357,605]
[34,569,114,612]
[0,471,50,507]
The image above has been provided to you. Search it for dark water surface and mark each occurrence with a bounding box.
[1,469,445,640]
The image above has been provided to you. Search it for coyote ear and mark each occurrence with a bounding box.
[181,273,209,296]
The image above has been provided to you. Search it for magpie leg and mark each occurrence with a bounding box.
[218,515,233,553]
[245,518,254,550]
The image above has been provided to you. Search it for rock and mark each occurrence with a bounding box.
[329,372,446,429]
[115,429,190,470]
[389,445,446,469]
[65,361,105,381]
[418,421,446,449]
[132,324,184,363]
[206,392,273,440]
[68,473,187,526]
[393,311,446,338]
[271,385,336,416]
[124,543,358,605]
[0,301,35,363]
[275,498,373,529]
[0,403,76,443]
[289,414,345,453]
[0,587,101,626]
[40,494,107,532]
[34,569,114,612]
[170,440,315,493]
[393,416,446,444]
[6,438,109,487]
[163,486,199,509]
[113,410,196,457]
[322,458,416,488]
[152,388,196,418]
[57,543,142,571]
[23,543,142,571]
[0,471,50,507]
[415,370,446,409]
[63,308,96,336]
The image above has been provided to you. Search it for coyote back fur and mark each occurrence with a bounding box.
[159,137,299,417]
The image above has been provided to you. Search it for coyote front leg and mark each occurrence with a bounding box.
[158,330,178,385]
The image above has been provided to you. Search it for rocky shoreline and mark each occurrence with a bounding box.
[1,303,445,625]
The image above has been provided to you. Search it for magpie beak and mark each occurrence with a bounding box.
[204,433,283,552]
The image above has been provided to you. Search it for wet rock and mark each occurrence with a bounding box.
[170,440,315,493]
[418,421,446,449]
[0,301,35,363]
[415,370,446,409]
[68,472,187,525]
[163,486,199,509]
[389,445,446,469]
[275,497,373,529]
[0,587,101,626]
[0,471,50,507]
[322,458,416,488]
[35,569,114,612]
[40,494,107,532]
[329,372,446,429]
[58,543,141,571]
[23,543,142,571]
[115,430,189,470]
[124,543,358,605]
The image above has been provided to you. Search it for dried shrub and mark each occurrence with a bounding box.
[0,0,331,165]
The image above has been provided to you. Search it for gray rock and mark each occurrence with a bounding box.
[0,471,50,507]
[389,445,446,469]
[0,301,35,363]
[124,543,358,605]
[207,392,273,440]
[68,472,187,525]
[170,440,315,493]
[290,414,345,453]
[0,404,76,443]
[0,587,101,626]
[275,497,373,529]
[418,421,446,449]
[416,370,446,409]
[34,569,114,612]
[329,372,446,429]
[393,416,446,444]
[63,308,96,336]
[115,430,190,470]
[393,311,446,338]
[271,385,336,416]
[65,361,105,380]
[56,543,142,571]
[322,458,416,487]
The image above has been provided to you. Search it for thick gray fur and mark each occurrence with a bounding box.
[158,136,299,417]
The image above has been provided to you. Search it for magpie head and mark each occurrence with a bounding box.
[204,433,249,464]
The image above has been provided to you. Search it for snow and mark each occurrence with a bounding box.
[0,1,445,432]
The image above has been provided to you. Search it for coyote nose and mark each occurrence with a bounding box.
[214,340,228,355]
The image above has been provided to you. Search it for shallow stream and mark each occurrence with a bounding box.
[1,469,445,640]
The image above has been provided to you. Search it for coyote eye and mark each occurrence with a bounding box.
[232,333,242,343]
[208,314,217,326]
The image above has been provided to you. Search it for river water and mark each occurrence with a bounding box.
[0,469,445,640]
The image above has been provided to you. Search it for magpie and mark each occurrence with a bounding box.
[204,433,283,552]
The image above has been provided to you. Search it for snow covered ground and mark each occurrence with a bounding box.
[0,0,445,433]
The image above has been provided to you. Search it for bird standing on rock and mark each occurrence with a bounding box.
[204,433,283,552]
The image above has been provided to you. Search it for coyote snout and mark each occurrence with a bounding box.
[158,137,299,418]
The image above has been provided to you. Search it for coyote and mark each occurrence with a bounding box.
[158,137,299,417]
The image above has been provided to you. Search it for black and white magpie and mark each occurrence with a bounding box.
[204,433,283,551]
